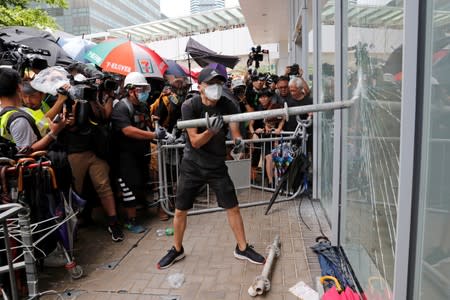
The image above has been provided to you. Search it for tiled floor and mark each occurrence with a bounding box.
[36,195,329,299]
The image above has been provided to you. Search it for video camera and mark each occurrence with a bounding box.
[288,63,300,76]
[64,62,119,102]
[0,39,50,75]
[246,45,269,69]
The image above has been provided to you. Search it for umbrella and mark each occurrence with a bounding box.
[0,26,73,66]
[165,59,188,77]
[0,26,56,42]
[185,37,239,68]
[313,237,366,299]
[58,36,96,63]
[265,151,309,215]
[321,276,361,300]
[84,39,168,77]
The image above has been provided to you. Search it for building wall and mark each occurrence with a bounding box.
[43,0,161,35]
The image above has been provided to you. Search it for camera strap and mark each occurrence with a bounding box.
[122,97,135,119]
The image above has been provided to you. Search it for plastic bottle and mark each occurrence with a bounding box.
[156,228,174,236]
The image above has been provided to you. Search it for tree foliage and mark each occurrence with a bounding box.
[0,0,67,29]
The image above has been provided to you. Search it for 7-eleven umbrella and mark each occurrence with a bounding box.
[84,39,167,78]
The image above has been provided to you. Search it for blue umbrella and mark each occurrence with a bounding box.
[165,59,187,77]
[58,36,96,63]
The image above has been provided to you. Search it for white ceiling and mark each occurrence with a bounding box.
[238,0,290,44]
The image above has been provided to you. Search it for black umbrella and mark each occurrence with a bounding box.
[0,26,56,42]
[0,26,73,66]
[185,37,239,68]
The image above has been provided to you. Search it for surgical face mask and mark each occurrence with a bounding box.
[137,91,149,103]
[204,84,223,101]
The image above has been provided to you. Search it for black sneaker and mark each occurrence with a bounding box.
[108,223,124,242]
[157,246,185,269]
[234,244,265,264]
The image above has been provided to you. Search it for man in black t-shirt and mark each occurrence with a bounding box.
[157,67,265,269]
[111,72,166,234]
[284,77,313,157]
[283,77,313,132]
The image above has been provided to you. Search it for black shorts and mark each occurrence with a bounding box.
[175,159,238,210]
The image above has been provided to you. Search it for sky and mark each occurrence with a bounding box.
[160,0,240,18]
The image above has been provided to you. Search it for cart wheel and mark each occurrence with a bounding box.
[69,265,83,279]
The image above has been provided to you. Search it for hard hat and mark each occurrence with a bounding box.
[124,72,149,87]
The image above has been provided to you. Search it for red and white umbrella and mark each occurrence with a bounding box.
[84,39,167,78]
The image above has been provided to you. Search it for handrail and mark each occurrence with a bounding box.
[0,203,24,221]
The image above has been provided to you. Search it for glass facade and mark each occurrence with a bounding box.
[414,1,450,299]
[340,0,403,292]
[41,0,161,35]
[318,1,335,218]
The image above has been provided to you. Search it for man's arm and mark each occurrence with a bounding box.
[122,126,156,140]
[185,127,215,149]
[45,93,66,120]
[229,122,241,140]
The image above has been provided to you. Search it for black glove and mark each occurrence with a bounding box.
[232,138,245,154]
[155,126,167,140]
[206,114,224,135]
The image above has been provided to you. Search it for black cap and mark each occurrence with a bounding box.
[198,67,226,84]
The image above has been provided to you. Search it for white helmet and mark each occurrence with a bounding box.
[124,72,149,88]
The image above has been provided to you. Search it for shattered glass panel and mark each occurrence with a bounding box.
[341,0,403,291]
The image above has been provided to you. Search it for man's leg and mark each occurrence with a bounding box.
[157,208,187,269]
[173,208,188,251]
[227,206,265,265]
[226,206,247,251]
[89,154,124,242]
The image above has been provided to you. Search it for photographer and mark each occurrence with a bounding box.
[111,72,167,233]
[245,73,265,109]
[58,73,124,243]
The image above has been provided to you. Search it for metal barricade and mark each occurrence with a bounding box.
[156,119,311,216]
[0,203,38,300]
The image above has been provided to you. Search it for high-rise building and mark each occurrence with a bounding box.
[37,0,161,35]
[190,0,225,14]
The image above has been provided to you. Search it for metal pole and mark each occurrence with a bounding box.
[177,100,355,129]
[18,207,38,298]
[2,219,18,300]
[0,203,25,300]
[248,235,281,296]
[154,123,166,206]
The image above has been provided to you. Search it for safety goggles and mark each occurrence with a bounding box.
[134,86,151,92]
